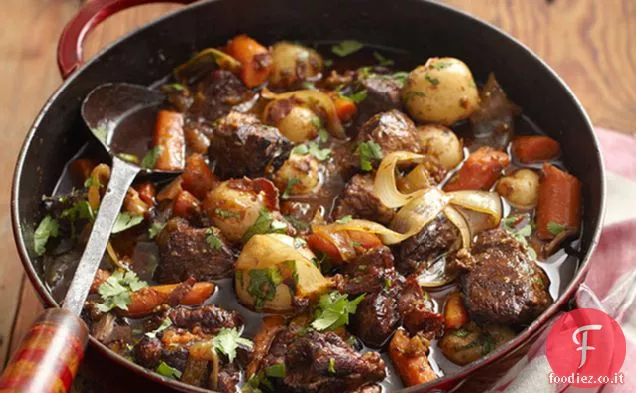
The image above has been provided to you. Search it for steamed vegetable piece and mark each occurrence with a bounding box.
[496,169,540,210]
[262,98,320,142]
[273,154,321,196]
[443,291,469,329]
[536,163,582,240]
[182,153,217,200]
[225,34,273,88]
[447,190,503,235]
[204,178,280,243]
[261,89,346,138]
[439,323,515,365]
[416,124,464,170]
[173,190,202,219]
[389,329,437,387]
[373,151,431,208]
[308,226,384,262]
[512,135,561,163]
[153,110,185,171]
[125,282,215,318]
[234,234,332,311]
[402,57,480,125]
[444,146,510,192]
[269,42,323,88]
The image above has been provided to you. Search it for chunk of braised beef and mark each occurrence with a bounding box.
[340,246,397,295]
[398,278,443,337]
[262,330,386,393]
[349,284,402,348]
[332,174,395,225]
[209,112,293,179]
[281,201,315,234]
[354,110,420,162]
[217,362,241,393]
[154,217,235,284]
[133,336,189,371]
[190,70,254,121]
[355,76,403,127]
[91,313,132,345]
[459,229,552,326]
[166,304,243,334]
[396,213,461,275]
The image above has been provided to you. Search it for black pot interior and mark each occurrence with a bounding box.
[13,0,604,390]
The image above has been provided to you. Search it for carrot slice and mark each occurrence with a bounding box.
[333,96,357,122]
[388,329,437,387]
[443,292,469,329]
[182,153,218,200]
[444,146,510,192]
[307,233,342,262]
[346,230,383,250]
[536,163,582,240]
[173,190,202,219]
[153,110,185,171]
[125,282,215,318]
[225,34,272,88]
[512,136,561,163]
[135,181,156,207]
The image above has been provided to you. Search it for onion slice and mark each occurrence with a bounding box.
[389,187,450,240]
[174,48,241,83]
[447,190,502,234]
[373,151,430,208]
[261,89,346,138]
[443,206,471,249]
[314,219,408,246]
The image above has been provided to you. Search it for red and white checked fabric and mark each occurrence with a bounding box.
[485,129,636,393]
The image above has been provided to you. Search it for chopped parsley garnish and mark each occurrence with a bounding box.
[293,141,331,161]
[61,200,95,222]
[336,215,353,224]
[331,40,364,57]
[247,268,282,310]
[403,91,427,101]
[162,83,186,92]
[323,59,334,68]
[312,117,329,143]
[84,176,101,189]
[265,363,286,378]
[242,372,273,393]
[451,327,471,338]
[243,209,288,243]
[373,51,394,66]
[140,146,164,169]
[212,327,253,363]
[341,89,368,104]
[34,215,59,256]
[282,177,301,199]
[206,228,223,249]
[425,74,440,86]
[284,215,310,231]
[145,317,172,338]
[328,358,336,375]
[547,221,567,236]
[111,212,144,234]
[302,81,317,90]
[502,214,537,259]
[311,291,365,331]
[390,71,409,87]
[430,61,452,70]
[156,361,182,379]
[97,270,147,312]
[214,208,240,219]
[148,220,166,239]
[357,140,383,171]
[117,153,140,164]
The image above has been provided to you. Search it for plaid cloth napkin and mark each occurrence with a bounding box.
[487,129,636,393]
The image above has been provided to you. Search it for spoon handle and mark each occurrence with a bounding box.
[63,156,140,315]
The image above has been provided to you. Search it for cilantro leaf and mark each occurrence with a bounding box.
[61,200,94,222]
[265,363,286,378]
[430,61,452,70]
[243,209,288,243]
[247,268,281,310]
[335,215,353,224]
[502,214,537,259]
[331,40,364,57]
[547,221,567,236]
[212,327,253,363]
[156,361,182,379]
[373,51,394,66]
[341,90,367,104]
[206,228,223,250]
[34,215,59,256]
[284,215,309,231]
[312,117,329,143]
[311,291,365,331]
[425,74,440,86]
[111,212,144,234]
[214,208,240,219]
[140,146,164,169]
[148,220,166,239]
[282,177,301,199]
[293,141,331,161]
[357,140,383,171]
[97,270,148,312]
[146,317,172,338]
[84,176,102,189]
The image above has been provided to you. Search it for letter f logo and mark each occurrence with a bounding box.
[572,324,602,368]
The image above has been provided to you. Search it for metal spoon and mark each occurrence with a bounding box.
[64,83,179,315]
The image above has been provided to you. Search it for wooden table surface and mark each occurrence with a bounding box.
[1,0,635,380]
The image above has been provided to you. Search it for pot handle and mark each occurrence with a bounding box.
[57,0,198,79]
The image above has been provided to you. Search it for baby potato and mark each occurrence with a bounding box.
[496,168,540,210]
[273,154,321,196]
[402,57,480,125]
[439,322,515,366]
[263,99,320,143]
[204,178,272,242]
[270,42,323,88]
[416,124,464,169]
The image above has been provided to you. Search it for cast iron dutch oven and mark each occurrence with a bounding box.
[11,0,605,391]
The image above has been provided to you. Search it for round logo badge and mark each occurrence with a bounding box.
[546,308,626,387]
